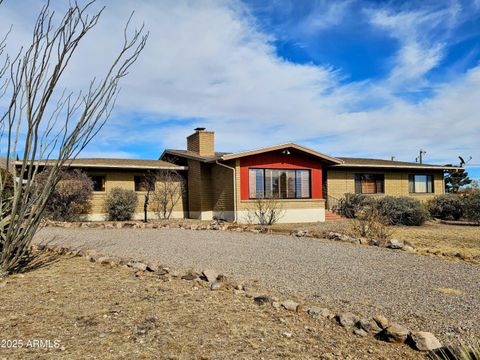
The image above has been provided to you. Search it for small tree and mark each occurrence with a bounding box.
[445,168,472,193]
[105,187,138,221]
[35,169,93,222]
[153,170,185,219]
[247,197,285,225]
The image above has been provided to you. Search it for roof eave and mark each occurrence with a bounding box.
[331,164,462,171]
[14,160,186,171]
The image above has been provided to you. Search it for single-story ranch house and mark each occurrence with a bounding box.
[15,128,460,223]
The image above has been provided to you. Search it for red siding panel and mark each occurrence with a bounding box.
[240,152,323,200]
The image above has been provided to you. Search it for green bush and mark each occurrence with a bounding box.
[376,196,429,226]
[334,193,376,218]
[427,194,464,220]
[105,187,138,221]
[464,193,480,224]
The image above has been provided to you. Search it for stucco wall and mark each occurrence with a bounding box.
[326,168,444,201]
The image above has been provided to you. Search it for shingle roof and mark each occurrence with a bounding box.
[15,158,186,170]
[161,150,229,162]
[334,157,461,170]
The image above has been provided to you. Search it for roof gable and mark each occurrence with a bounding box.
[220,143,343,164]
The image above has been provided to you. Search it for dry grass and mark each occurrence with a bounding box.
[0,255,423,359]
[271,220,480,264]
[434,288,466,296]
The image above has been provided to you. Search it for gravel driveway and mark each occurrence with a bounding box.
[34,227,480,345]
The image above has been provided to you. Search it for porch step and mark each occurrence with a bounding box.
[325,210,344,221]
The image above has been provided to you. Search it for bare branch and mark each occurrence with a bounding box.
[0,1,148,274]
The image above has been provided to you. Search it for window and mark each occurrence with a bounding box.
[355,174,384,194]
[134,175,155,192]
[249,169,311,199]
[409,174,433,193]
[91,176,105,192]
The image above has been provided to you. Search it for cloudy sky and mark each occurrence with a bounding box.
[0,0,479,180]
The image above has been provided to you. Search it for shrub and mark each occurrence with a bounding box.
[105,187,138,221]
[35,169,93,221]
[427,194,464,220]
[349,206,393,243]
[246,197,285,225]
[376,196,429,226]
[334,193,375,218]
[464,193,480,224]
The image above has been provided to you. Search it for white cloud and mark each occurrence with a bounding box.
[0,0,478,166]
[367,3,461,87]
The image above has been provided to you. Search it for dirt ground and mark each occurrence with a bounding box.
[0,255,424,360]
[272,220,480,263]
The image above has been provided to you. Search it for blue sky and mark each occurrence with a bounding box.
[0,0,479,181]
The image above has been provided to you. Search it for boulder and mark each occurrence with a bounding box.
[409,331,442,351]
[202,269,219,283]
[387,239,404,249]
[253,295,272,306]
[403,245,415,252]
[336,313,359,327]
[377,323,410,343]
[373,315,390,330]
[281,300,299,312]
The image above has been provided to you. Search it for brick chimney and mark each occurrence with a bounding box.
[187,128,215,157]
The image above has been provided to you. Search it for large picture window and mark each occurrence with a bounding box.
[249,169,311,199]
[355,174,384,194]
[409,174,434,193]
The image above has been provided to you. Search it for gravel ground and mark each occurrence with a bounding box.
[34,227,480,346]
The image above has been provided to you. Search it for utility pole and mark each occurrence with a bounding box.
[416,149,427,164]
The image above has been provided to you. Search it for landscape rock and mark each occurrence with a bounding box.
[353,328,368,337]
[409,331,442,351]
[202,269,219,282]
[253,295,272,306]
[146,263,160,272]
[181,274,198,281]
[387,239,404,249]
[281,300,299,312]
[210,281,222,291]
[130,262,148,272]
[233,289,245,295]
[403,245,416,252]
[377,323,410,343]
[373,315,390,330]
[336,313,359,327]
[308,307,334,319]
[356,319,382,334]
[155,269,169,276]
[271,301,281,309]
[254,226,268,233]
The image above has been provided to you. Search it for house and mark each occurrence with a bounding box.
[15,128,460,223]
